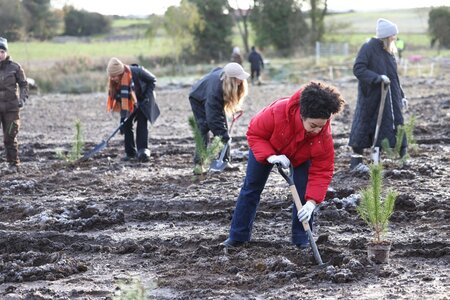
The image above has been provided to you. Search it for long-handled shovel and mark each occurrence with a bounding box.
[277,164,324,265]
[209,110,244,172]
[79,109,138,162]
[371,82,390,165]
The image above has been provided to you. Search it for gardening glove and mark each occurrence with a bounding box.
[297,201,316,223]
[119,117,126,135]
[267,155,290,169]
[18,99,25,108]
[402,98,409,111]
[380,75,390,85]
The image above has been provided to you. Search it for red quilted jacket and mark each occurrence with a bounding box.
[247,88,334,202]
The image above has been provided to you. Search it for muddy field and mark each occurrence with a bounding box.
[0,75,449,299]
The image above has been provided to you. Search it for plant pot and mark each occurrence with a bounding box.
[367,241,392,264]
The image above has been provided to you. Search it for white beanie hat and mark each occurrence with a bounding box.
[224,62,250,80]
[0,37,8,51]
[376,18,399,39]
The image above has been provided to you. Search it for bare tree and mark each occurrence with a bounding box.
[226,0,252,53]
[309,0,328,45]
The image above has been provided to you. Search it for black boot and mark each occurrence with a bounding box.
[350,154,363,170]
[137,148,151,162]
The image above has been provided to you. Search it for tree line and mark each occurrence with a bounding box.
[1,0,449,61]
[0,0,111,40]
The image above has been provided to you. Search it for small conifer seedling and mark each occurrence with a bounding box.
[356,163,397,244]
[188,116,223,174]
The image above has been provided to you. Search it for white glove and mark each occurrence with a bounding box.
[267,154,290,168]
[297,201,316,223]
[380,75,390,84]
[402,98,409,111]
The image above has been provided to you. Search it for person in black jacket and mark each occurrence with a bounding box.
[0,37,28,173]
[349,18,408,169]
[189,62,249,172]
[248,46,264,85]
[106,57,160,162]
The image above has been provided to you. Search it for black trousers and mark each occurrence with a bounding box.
[123,109,148,157]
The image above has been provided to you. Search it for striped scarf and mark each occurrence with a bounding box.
[106,65,137,113]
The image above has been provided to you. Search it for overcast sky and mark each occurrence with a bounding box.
[51,0,449,16]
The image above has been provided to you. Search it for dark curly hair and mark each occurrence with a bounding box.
[300,81,345,119]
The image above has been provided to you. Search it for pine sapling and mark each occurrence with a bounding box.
[188,116,223,174]
[188,116,206,161]
[381,138,395,159]
[356,163,397,244]
[404,115,418,153]
[394,125,405,157]
[56,120,85,162]
[380,126,406,160]
[69,120,84,161]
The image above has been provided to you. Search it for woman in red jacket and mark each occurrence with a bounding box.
[223,81,345,248]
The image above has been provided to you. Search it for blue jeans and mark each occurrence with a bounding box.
[228,150,312,245]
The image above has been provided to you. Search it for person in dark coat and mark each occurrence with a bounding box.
[248,46,264,85]
[189,62,249,173]
[349,18,408,168]
[106,57,160,162]
[222,81,345,249]
[0,37,28,173]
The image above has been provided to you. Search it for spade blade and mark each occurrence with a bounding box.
[209,159,227,172]
[80,140,107,161]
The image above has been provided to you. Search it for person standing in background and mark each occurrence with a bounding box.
[349,18,408,169]
[0,37,28,173]
[230,47,243,65]
[248,46,264,85]
[395,37,405,64]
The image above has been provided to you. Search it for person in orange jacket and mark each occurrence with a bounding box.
[223,81,345,248]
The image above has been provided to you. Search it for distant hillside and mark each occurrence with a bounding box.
[326,8,434,33]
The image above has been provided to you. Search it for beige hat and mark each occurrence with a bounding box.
[224,62,250,80]
[107,57,125,77]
